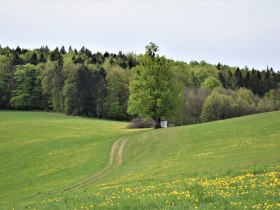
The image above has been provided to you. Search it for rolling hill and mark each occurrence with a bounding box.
[0,111,279,209]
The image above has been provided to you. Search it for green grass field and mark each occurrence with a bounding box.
[0,111,279,209]
[0,111,143,208]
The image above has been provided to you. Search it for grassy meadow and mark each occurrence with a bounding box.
[0,111,142,207]
[0,111,280,209]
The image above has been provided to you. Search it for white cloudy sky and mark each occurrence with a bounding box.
[0,0,280,70]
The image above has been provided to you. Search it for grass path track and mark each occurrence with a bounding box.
[61,137,128,191]
[20,137,128,201]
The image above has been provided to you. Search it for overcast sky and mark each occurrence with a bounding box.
[0,0,280,70]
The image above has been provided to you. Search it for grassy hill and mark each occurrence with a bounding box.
[122,111,280,178]
[1,111,279,209]
[0,111,142,206]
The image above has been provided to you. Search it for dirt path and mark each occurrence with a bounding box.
[21,137,128,201]
[60,137,128,191]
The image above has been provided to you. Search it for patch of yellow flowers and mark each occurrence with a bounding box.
[26,165,279,209]
[85,165,280,209]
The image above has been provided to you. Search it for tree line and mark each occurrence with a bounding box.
[0,44,279,126]
[0,45,135,120]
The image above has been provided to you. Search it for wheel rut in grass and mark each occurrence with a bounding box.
[21,137,128,201]
[62,137,128,191]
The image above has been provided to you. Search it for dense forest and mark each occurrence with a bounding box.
[0,44,279,126]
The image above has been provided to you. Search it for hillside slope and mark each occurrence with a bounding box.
[121,111,280,179]
[0,111,141,205]
[1,111,280,209]
[88,111,280,209]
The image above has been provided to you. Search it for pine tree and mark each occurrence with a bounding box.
[60,46,66,54]
[30,52,38,65]
[235,67,243,87]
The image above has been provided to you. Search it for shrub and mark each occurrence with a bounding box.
[127,118,154,128]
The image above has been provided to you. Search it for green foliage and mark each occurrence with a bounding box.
[76,66,94,115]
[92,67,107,118]
[0,44,279,124]
[41,60,64,112]
[63,66,79,115]
[30,52,38,65]
[104,65,130,120]
[128,54,183,127]
[175,87,211,125]
[191,63,219,86]
[10,64,42,109]
[200,90,231,122]
[231,88,255,116]
[0,55,14,109]
[177,86,279,125]
[265,89,276,99]
[0,56,6,107]
[237,87,254,103]
[257,97,275,112]
[257,89,280,112]
[201,76,222,89]
[145,42,159,57]
[63,62,110,117]
[171,61,193,86]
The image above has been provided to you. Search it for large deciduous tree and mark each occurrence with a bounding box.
[200,90,231,122]
[104,65,130,120]
[41,57,64,112]
[10,64,42,109]
[127,43,183,128]
[201,76,222,90]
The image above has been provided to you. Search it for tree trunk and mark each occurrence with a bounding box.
[154,117,162,129]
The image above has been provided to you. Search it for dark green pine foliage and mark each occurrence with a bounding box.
[60,46,66,54]
[263,70,272,93]
[216,62,221,70]
[0,57,10,109]
[218,70,226,88]
[228,71,235,89]
[235,67,243,88]
[92,52,104,64]
[52,54,64,112]
[92,67,107,118]
[12,53,23,65]
[50,47,60,61]
[39,53,47,63]
[76,65,94,116]
[249,69,257,94]
[30,52,38,65]
[256,71,263,95]
[15,46,22,54]
[243,71,249,89]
